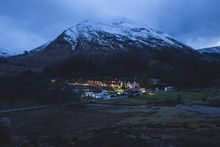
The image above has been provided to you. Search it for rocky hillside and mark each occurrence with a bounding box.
[6,18,220,87]
[9,18,194,67]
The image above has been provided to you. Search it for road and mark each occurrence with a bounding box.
[0,99,109,114]
[0,105,54,114]
[0,101,86,114]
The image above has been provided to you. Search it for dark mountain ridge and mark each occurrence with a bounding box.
[6,19,220,87]
[199,46,220,61]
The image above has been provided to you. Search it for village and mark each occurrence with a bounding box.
[48,78,176,100]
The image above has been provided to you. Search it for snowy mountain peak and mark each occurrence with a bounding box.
[63,18,187,50]
[199,46,220,54]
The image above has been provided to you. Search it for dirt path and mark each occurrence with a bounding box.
[0,101,86,114]
[0,105,54,114]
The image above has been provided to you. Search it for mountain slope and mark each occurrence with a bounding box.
[63,19,190,51]
[29,42,50,54]
[9,19,193,67]
[199,46,220,60]
[7,19,220,87]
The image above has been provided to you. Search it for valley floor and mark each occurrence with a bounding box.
[0,106,219,146]
[0,91,220,147]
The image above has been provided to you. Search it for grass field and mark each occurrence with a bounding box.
[139,91,211,100]
[118,106,219,128]
[0,90,219,146]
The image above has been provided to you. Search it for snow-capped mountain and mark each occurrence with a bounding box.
[0,48,17,57]
[199,46,220,54]
[7,18,220,87]
[62,18,190,51]
[10,18,195,68]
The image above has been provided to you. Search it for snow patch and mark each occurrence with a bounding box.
[63,18,186,50]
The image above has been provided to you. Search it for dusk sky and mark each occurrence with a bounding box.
[1,0,220,52]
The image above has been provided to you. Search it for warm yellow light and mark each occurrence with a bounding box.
[148,92,155,96]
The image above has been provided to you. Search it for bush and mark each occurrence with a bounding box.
[176,94,182,103]
[0,118,12,146]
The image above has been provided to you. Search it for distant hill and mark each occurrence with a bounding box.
[198,46,220,60]
[0,48,30,77]
[199,46,220,54]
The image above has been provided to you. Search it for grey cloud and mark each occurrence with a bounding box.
[0,0,220,51]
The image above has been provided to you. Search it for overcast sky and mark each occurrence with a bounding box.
[1,0,220,52]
